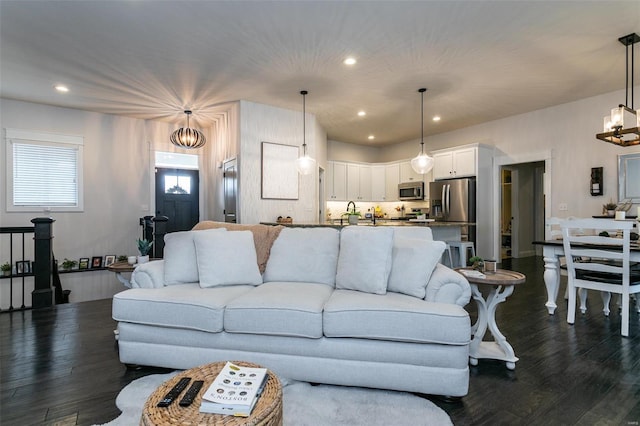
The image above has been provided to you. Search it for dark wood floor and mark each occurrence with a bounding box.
[2,256,640,425]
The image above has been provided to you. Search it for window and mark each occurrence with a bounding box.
[5,129,84,212]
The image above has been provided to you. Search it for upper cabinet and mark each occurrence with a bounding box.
[432,147,477,180]
[347,163,371,201]
[384,163,400,202]
[371,165,386,201]
[399,161,424,183]
[326,161,347,201]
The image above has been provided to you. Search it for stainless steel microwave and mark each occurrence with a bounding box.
[398,181,424,200]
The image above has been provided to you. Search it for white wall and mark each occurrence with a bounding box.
[328,139,381,163]
[238,100,326,224]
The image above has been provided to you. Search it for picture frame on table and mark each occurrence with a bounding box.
[91,256,103,269]
[104,255,116,267]
[15,260,31,275]
[78,258,90,270]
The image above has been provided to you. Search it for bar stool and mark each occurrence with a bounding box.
[446,241,476,268]
[441,245,453,267]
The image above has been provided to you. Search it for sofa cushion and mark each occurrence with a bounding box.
[390,226,433,241]
[323,289,470,345]
[263,227,339,286]
[112,284,254,333]
[387,238,446,298]
[194,230,263,287]
[335,227,394,295]
[163,228,226,285]
[224,282,334,338]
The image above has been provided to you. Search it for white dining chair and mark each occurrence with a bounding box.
[562,218,640,337]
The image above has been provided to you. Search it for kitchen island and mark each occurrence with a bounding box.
[260,220,475,242]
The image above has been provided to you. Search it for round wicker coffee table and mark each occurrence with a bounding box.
[140,361,282,426]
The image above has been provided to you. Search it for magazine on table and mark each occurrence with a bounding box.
[200,362,268,416]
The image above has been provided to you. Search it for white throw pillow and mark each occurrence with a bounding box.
[335,227,394,294]
[194,230,263,287]
[163,228,226,285]
[263,227,340,285]
[387,237,446,298]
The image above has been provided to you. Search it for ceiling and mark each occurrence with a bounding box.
[1,1,639,146]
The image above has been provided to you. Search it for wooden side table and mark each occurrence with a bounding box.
[107,261,136,288]
[456,268,526,370]
[141,361,282,426]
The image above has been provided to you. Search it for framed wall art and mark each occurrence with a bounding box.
[261,142,299,200]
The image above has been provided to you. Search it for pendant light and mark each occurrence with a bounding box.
[295,90,316,175]
[596,33,640,147]
[410,88,435,174]
[170,110,206,149]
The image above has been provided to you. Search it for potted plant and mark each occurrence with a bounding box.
[137,239,153,264]
[468,256,485,272]
[117,255,128,263]
[1,262,11,276]
[603,199,617,216]
[61,258,77,271]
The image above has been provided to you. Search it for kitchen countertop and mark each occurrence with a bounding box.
[260,221,476,228]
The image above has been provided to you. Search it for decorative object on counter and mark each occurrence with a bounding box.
[78,258,89,269]
[137,238,153,264]
[603,199,617,216]
[1,262,11,276]
[170,110,206,149]
[61,258,78,271]
[295,90,316,175]
[596,33,639,147]
[342,201,361,225]
[410,88,435,174]
[277,216,293,224]
[468,256,485,272]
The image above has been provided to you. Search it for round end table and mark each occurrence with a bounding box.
[456,268,526,370]
[140,361,283,426]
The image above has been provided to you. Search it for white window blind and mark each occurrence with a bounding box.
[13,142,78,206]
[5,129,84,212]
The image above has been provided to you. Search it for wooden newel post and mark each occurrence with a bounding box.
[31,217,55,309]
[152,216,169,258]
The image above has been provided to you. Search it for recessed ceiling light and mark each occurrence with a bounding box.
[368,135,375,140]
[358,111,366,117]
[344,57,357,65]
[54,85,69,93]
[433,116,441,122]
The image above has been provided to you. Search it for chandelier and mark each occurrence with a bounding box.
[596,33,640,147]
[170,110,206,149]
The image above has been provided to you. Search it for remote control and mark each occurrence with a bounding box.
[157,377,191,407]
[179,380,204,407]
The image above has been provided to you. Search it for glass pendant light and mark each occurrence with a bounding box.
[410,88,435,174]
[295,90,316,175]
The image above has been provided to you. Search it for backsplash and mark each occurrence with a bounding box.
[326,200,430,220]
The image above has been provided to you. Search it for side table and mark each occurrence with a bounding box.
[456,268,526,370]
[107,261,136,288]
[141,361,282,426]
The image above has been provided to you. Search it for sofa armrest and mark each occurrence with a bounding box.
[425,263,471,306]
[130,260,165,288]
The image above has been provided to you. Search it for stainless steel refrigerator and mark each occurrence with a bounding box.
[429,178,476,241]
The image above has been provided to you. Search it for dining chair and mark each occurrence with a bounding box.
[562,218,640,337]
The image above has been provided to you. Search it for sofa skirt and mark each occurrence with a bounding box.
[117,322,470,397]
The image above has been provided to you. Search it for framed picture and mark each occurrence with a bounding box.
[261,142,299,200]
[104,255,116,267]
[15,260,31,274]
[78,258,89,270]
[91,256,103,269]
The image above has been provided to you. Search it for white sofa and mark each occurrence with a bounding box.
[112,223,472,397]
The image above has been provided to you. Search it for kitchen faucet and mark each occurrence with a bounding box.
[347,200,356,214]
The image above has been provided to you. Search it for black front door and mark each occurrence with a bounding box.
[155,167,200,233]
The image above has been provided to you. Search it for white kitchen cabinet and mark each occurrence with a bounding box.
[433,147,477,180]
[347,163,371,201]
[326,161,347,201]
[399,161,424,183]
[385,163,400,201]
[371,165,386,201]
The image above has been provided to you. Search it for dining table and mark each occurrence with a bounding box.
[533,239,640,314]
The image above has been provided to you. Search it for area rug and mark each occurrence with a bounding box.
[98,372,453,426]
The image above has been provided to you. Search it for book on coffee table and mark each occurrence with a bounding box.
[199,362,268,416]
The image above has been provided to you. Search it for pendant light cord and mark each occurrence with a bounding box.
[301,90,308,156]
[419,88,426,155]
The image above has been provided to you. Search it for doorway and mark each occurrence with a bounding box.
[499,161,545,260]
[155,168,200,233]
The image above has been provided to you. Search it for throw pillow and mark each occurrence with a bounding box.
[194,230,263,287]
[335,227,394,294]
[163,228,226,285]
[387,237,446,298]
[263,227,340,285]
